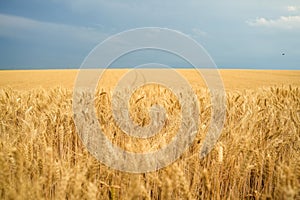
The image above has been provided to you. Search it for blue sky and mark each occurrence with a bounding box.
[0,0,300,69]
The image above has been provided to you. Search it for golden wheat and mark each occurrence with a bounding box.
[0,84,299,199]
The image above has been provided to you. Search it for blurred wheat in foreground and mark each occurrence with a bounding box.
[0,85,299,200]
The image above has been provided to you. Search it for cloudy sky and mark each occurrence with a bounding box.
[0,0,300,69]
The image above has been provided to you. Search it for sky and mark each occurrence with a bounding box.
[0,0,300,69]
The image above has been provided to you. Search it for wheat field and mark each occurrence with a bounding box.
[0,69,300,199]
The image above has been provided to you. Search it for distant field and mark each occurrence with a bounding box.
[0,69,299,90]
[0,69,300,199]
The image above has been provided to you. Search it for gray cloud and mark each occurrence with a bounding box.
[1,0,300,69]
[0,14,107,43]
